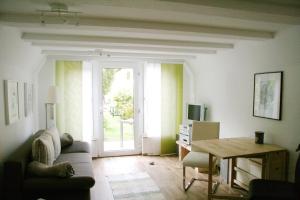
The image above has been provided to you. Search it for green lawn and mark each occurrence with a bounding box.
[103,111,134,142]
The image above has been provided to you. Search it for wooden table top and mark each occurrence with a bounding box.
[176,140,191,151]
[192,137,286,159]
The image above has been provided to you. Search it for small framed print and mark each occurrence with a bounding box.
[18,82,25,119]
[4,80,19,125]
[253,71,283,120]
[25,83,33,117]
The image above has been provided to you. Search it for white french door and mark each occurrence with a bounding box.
[97,62,142,157]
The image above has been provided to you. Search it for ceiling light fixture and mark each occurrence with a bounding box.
[37,2,81,26]
[94,49,111,58]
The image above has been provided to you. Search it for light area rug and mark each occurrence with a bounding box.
[107,172,166,200]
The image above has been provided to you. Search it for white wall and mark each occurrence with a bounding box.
[182,62,196,124]
[0,26,43,196]
[38,58,55,129]
[189,26,300,181]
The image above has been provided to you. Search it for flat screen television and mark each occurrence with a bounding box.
[187,104,206,121]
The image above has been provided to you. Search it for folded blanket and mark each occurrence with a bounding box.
[28,161,75,178]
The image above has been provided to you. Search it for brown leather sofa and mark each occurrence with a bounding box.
[3,130,95,200]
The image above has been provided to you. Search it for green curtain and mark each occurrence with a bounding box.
[55,61,83,140]
[161,64,183,155]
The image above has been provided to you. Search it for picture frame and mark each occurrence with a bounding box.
[253,71,283,120]
[4,80,19,125]
[18,82,25,119]
[24,83,33,117]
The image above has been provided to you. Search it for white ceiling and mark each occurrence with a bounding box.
[0,0,299,59]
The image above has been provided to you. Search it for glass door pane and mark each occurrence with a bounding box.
[102,68,135,151]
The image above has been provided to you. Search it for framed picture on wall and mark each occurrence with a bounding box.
[253,71,283,120]
[4,80,19,125]
[18,82,25,119]
[24,83,33,117]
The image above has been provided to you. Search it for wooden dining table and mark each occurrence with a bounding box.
[192,137,287,200]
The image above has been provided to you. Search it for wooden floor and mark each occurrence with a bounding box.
[90,155,246,200]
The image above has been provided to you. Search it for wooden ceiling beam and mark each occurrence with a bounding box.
[31,42,217,54]
[41,50,197,60]
[23,32,234,49]
[0,13,275,39]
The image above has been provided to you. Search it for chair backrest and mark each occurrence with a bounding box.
[191,121,220,151]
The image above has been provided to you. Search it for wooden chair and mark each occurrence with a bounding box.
[182,121,220,191]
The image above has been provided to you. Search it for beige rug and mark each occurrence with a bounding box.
[107,172,165,200]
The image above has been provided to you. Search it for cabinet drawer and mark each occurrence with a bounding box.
[235,167,258,187]
[267,151,286,180]
[236,158,262,178]
[179,134,190,145]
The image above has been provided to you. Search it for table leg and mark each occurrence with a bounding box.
[178,146,190,161]
[208,153,213,200]
[230,157,236,188]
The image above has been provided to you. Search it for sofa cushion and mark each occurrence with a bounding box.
[32,133,55,165]
[55,153,92,164]
[61,133,74,148]
[24,158,95,190]
[45,127,61,159]
[61,141,90,154]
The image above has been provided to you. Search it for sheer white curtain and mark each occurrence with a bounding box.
[144,63,161,138]
[82,61,93,144]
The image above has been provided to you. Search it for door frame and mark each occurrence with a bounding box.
[95,61,143,157]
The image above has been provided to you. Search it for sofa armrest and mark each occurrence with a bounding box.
[249,179,296,200]
[4,161,24,200]
[24,176,95,191]
[61,141,90,154]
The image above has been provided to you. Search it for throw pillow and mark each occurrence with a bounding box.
[61,133,74,148]
[45,127,61,159]
[28,161,75,178]
[32,133,55,165]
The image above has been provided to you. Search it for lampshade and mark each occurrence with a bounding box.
[47,86,60,104]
